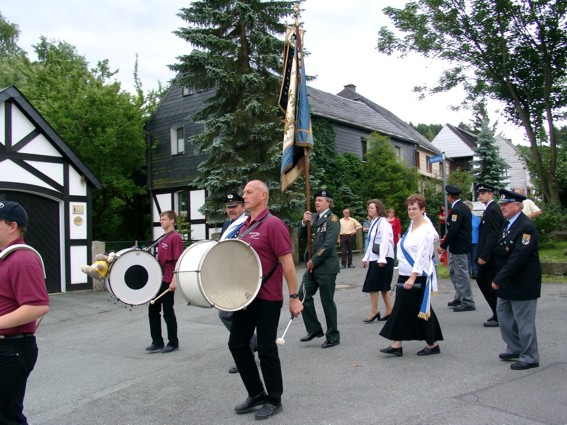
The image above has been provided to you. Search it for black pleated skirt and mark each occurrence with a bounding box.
[379,275,444,345]
[362,257,394,293]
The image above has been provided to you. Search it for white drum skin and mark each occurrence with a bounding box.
[175,239,262,312]
[106,248,162,305]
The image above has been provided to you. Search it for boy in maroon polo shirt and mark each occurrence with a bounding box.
[146,210,184,353]
[0,201,49,425]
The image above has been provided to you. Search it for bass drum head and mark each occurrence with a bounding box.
[107,248,162,305]
[200,239,262,312]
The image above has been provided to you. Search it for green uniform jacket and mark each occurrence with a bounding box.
[300,210,340,274]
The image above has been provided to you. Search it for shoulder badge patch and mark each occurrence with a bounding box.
[522,233,531,245]
[330,215,339,222]
[451,214,458,222]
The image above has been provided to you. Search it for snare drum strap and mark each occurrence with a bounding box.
[261,260,280,287]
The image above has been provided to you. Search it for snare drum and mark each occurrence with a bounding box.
[106,248,162,305]
[175,239,262,312]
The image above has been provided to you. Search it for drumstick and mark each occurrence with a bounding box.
[275,315,295,346]
[150,288,171,304]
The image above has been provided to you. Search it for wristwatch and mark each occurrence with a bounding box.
[289,293,299,299]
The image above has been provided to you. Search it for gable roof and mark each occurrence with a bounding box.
[333,84,440,153]
[445,123,477,150]
[0,86,101,189]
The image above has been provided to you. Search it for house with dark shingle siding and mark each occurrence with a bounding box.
[145,80,442,239]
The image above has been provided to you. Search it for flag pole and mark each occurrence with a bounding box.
[294,4,312,259]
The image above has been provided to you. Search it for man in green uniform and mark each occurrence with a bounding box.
[298,189,341,348]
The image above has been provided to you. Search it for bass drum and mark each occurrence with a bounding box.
[106,248,162,305]
[175,239,262,312]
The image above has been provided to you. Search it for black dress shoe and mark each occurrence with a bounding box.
[417,345,440,356]
[511,361,539,370]
[483,319,499,327]
[254,402,282,420]
[363,312,381,323]
[145,343,164,353]
[161,344,178,353]
[379,346,403,356]
[447,300,461,307]
[321,339,340,349]
[300,331,324,342]
[377,314,390,321]
[499,352,520,361]
[453,304,476,312]
[234,392,266,414]
[228,366,239,374]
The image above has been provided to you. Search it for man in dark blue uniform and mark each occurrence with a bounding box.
[298,189,341,348]
[218,193,257,374]
[437,185,475,311]
[475,183,506,327]
[492,189,541,370]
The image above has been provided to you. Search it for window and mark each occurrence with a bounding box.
[426,156,432,172]
[395,146,402,160]
[361,138,367,162]
[415,151,421,169]
[170,126,185,155]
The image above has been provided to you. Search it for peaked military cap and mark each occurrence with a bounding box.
[223,193,244,207]
[314,189,333,199]
[497,188,527,204]
[445,185,462,195]
[476,182,496,193]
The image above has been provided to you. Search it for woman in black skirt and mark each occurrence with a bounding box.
[361,199,394,323]
[379,194,443,357]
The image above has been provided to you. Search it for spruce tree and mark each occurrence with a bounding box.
[472,120,509,189]
[170,0,300,219]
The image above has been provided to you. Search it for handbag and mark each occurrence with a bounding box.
[371,218,382,255]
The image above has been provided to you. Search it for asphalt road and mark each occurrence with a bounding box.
[25,253,567,425]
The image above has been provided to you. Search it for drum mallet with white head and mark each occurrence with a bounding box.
[150,288,171,305]
[275,315,295,346]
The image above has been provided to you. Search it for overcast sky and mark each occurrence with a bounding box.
[2,0,528,143]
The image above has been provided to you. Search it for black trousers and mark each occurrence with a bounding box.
[148,282,178,346]
[476,263,499,319]
[340,235,354,266]
[229,298,283,405]
[0,335,38,425]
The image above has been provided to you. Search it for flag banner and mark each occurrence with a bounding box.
[280,26,313,191]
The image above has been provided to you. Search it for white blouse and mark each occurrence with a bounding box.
[397,221,436,276]
[362,217,394,263]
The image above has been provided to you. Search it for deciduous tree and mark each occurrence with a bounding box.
[377,0,567,204]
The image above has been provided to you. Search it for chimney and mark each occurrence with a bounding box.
[344,84,356,92]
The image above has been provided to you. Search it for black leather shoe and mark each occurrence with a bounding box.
[379,346,403,356]
[499,352,520,361]
[511,361,539,370]
[321,339,340,349]
[300,331,324,342]
[228,366,239,374]
[145,343,164,353]
[417,345,440,356]
[363,312,380,323]
[254,402,282,420]
[483,319,499,327]
[235,393,266,414]
[453,304,476,312]
[447,300,461,307]
[161,344,178,353]
[378,314,390,321]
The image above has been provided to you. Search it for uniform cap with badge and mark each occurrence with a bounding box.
[223,193,244,207]
[314,189,333,199]
[476,182,496,193]
[0,201,29,227]
[445,185,462,196]
[497,188,527,204]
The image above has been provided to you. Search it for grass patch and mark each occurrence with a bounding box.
[539,240,567,262]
